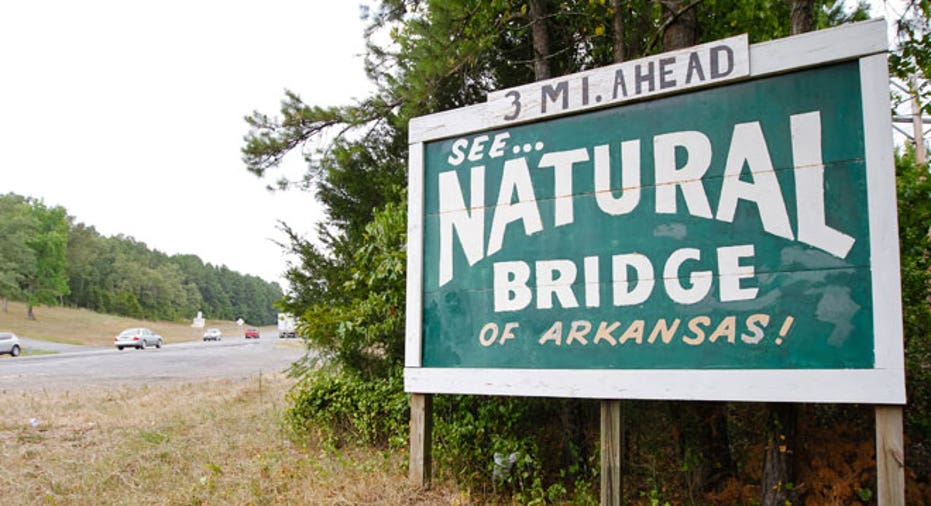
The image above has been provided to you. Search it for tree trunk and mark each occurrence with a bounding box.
[611,0,626,63]
[558,399,590,476]
[761,403,799,506]
[627,0,653,59]
[2,298,7,313]
[27,303,35,321]
[761,11,812,506]
[673,401,734,496]
[655,6,733,496]
[528,0,551,80]
[661,0,698,51]
[790,0,814,36]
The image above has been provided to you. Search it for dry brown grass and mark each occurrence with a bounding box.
[0,301,274,346]
[0,373,462,505]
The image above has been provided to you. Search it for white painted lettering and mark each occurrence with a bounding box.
[716,122,793,241]
[494,261,532,312]
[536,259,579,309]
[595,140,641,215]
[488,132,511,159]
[717,244,758,302]
[448,138,468,166]
[487,158,543,256]
[663,248,712,304]
[584,256,600,307]
[654,131,713,218]
[438,167,485,287]
[467,135,489,162]
[538,148,589,227]
[612,253,655,305]
[791,111,855,258]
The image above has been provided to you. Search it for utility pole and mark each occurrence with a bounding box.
[911,77,927,166]
[892,77,929,165]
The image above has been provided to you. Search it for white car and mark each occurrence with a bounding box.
[0,332,22,357]
[114,328,163,350]
[202,328,222,341]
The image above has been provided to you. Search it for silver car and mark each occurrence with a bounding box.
[114,328,163,350]
[202,328,222,341]
[0,332,22,357]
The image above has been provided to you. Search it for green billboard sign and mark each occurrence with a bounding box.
[405,20,905,403]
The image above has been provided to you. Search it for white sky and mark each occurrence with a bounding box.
[0,1,373,290]
[0,2,915,293]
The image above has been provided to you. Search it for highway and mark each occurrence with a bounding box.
[0,331,307,390]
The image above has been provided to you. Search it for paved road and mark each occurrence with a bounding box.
[15,336,98,354]
[0,331,308,390]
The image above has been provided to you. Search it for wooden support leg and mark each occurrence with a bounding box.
[410,393,433,488]
[875,405,904,506]
[601,399,623,506]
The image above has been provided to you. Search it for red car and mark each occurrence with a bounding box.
[244,327,260,339]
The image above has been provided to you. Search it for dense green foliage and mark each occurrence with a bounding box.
[285,367,409,449]
[897,146,931,445]
[65,225,282,324]
[0,194,37,307]
[890,0,931,113]
[0,194,69,318]
[0,192,282,324]
[247,0,931,502]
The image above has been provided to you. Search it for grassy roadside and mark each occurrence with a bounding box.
[0,373,459,505]
[0,303,465,503]
[0,301,275,347]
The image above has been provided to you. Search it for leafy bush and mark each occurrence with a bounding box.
[285,368,408,449]
[285,366,601,502]
[432,395,598,502]
[897,146,931,483]
[284,199,407,382]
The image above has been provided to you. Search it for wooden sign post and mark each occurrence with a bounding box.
[876,405,905,505]
[601,400,623,505]
[405,20,905,502]
[409,393,433,488]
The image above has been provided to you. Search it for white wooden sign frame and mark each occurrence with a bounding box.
[404,19,905,404]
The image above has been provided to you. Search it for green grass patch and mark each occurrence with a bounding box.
[25,334,83,346]
[22,348,58,356]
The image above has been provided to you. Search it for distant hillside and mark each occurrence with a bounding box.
[0,192,282,325]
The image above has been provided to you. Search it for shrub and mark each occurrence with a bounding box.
[285,367,408,449]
